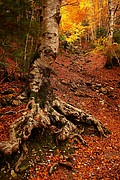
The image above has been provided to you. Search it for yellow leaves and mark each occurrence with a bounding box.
[79,0,91,9]
[60,0,88,32]
[92,37,110,54]
[65,23,85,43]
[60,7,73,32]
[60,0,90,43]
[60,0,109,37]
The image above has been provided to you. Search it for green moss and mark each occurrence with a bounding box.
[19,165,29,172]
[38,91,46,108]
[30,91,37,99]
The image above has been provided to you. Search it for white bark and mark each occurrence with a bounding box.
[40,0,60,54]
[108,0,114,41]
[108,0,119,42]
[29,0,61,94]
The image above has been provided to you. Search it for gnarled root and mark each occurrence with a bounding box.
[0,96,110,155]
[0,97,50,155]
[15,142,28,172]
[51,97,110,139]
[70,133,88,147]
[0,95,110,172]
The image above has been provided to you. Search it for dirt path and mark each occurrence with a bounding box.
[50,50,120,180]
[0,50,120,179]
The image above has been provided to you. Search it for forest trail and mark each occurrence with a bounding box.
[0,49,120,179]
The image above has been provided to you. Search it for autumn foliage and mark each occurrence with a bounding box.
[0,0,120,179]
[60,0,120,46]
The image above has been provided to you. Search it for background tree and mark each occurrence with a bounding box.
[108,0,120,42]
[0,0,41,77]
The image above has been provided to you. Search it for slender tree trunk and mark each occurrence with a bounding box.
[108,0,115,42]
[89,0,95,41]
[105,0,120,68]
[98,0,103,27]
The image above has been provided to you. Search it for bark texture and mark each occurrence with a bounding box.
[108,0,115,42]
[108,0,119,42]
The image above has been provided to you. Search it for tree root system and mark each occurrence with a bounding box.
[0,93,111,172]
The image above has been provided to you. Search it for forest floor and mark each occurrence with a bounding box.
[0,47,120,180]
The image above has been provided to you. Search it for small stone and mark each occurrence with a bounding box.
[17,92,27,100]
[96,90,99,93]
[96,83,102,87]
[97,167,100,170]
[12,99,21,106]
[5,94,13,102]
[91,172,95,176]
[100,87,108,94]
[1,167,5,171]
[100,100,105,105]
[35,167,39,171]
[48,159,50,163]
[91,85,96,90]
[61,79,69,85]
[117,104,120,109]
[109,87,114,90]
[75,91,86,97]
[11,170,17,178]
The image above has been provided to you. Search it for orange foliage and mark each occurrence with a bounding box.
[60,0,120,42]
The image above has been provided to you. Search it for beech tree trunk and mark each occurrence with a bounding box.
[105,0,120,68]
[29,0,61,106]
[0,0,110,172]
[108,0,119,42]
[108,0,115,42]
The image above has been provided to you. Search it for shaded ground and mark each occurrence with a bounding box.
[0,49,120,179]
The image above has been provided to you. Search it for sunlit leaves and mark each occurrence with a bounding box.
[66,23,85,43]
[60,0,89,32]
[60,0,120,43]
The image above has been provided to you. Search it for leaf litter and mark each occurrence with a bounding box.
[0,50,120,179]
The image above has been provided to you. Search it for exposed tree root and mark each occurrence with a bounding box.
[49,162,59,175]
[59,161,72,169]
[15,142,28,172]
[0,90,111,172]
[0,97,50,155]
[70,133,88,147]
[49,161,72,175]
[0,95,110,156]
[51,97,110,138]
